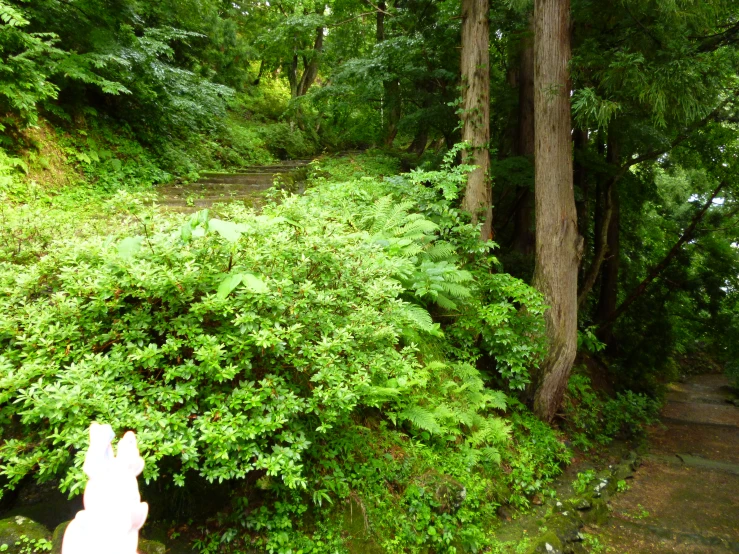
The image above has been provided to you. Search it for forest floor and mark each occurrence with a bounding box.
[595,374,739,553]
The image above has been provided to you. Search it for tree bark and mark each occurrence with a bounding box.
[531,0,580,422]
[512,19,536,256]
[460,0,492,241]
[377,1,401,146]
[296,26,324,97]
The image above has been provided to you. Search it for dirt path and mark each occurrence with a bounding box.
[598,374,739,553]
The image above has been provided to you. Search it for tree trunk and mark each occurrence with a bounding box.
[577,133,617,308]
[512,18,536,256]
[377,1,401,146]
[296,26,324,97]
[288,55,299,98]
[460,0,492,241]
[601,180,727,327]
[573,128,589,266]
[531,0,580,422]
[596,186,619,346]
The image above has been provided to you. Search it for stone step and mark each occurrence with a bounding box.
[158,183,273,195]
[609,518,739,553]
[157,197,262,209]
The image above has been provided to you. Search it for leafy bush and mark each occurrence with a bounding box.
[504,406,572,508]
[562,373,661,450]
[0,152,565,552]
[0,201,428,493]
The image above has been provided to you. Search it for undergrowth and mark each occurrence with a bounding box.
[0,149,571,552]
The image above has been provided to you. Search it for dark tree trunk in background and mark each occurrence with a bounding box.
[531,0,580,422]
[512,18,536,256]
[377,1,401,147]
[596,185,620,346]
[460,0,492,241]
[407,85,434,156]
[297,26,324,97]
[578,134,617,308]
[288,25,324,99]
[574,128,589,266]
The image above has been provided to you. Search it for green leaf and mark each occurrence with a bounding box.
[117,236,143,258]
[242,273,268,294]
[209,219,243,243]
[180,222,192,242]
[217,273,243,300]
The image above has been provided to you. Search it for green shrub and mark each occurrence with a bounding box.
[0,201,432,493]
[562,373,661,450]
[0,154,563,551]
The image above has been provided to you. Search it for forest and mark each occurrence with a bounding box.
[0,0,738,552]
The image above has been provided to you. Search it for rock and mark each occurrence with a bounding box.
[50,521,70,554]
[48,522,165,554]
[431,476,466,514]
[579,498,610,525]
[526,531,564,554]
[138,539,167,554]
[575,499,591,511]
[415,473,466,514]
[0,516,52,554]
[497,505,514,522]
[547,513,583,544]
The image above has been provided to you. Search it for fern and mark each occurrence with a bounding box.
[396,302,437,334]
[400,405,442,434]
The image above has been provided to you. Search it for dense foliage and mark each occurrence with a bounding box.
[1,0,738,550]
[0,154,570,550]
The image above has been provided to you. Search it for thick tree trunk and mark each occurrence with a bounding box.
[531,0,580,422]
[460,0,492,241]
[512,20,536,256]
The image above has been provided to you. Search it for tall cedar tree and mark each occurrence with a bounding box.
[460,0,492,241]
[531,0,581,421]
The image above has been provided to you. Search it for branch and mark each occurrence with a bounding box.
[697,22,739,53]
[615,90,739,178]
[624,2,662,48]
[364,0,392,16]
[329,11,377,27]
[600,180,728,327]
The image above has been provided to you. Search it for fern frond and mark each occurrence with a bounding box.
[486,390,508,411]
[435,293,458,311]
[480,446,502,465]
[397,302,436,333]
[400,405,442,434]
[425,242,456,261]
[438,282,471,299]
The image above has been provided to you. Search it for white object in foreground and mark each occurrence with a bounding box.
[62,423,149,554]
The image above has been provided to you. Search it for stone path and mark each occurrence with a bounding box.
[598,374,739,553]
[157,159,312,212]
